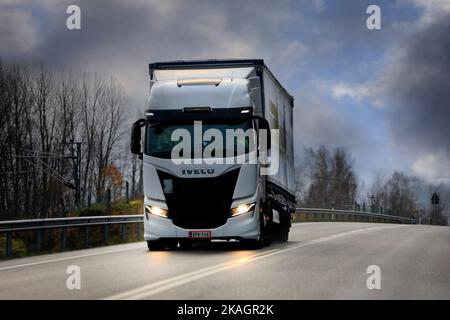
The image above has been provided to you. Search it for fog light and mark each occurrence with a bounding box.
[145,205,168,218]
[231,202,256,217]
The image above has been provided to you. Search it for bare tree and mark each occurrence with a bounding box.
[370,171,417,217]
[303,146,358,209]
[0,62,129,220]
[95,78,127,201]
[329,148,357,209]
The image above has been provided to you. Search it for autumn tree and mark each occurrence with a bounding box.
[102,164,124,201]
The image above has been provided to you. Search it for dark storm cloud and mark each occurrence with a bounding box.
[0,1,396,164]
[385,13,450,159]
[2,0,447,187]
[11,0,300,65]
[1,0,307,109]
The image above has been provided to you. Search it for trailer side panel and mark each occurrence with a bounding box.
[262,69,295,199]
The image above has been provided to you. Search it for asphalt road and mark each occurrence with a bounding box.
[0,222,449,299]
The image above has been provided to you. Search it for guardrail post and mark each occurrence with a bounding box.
[136,223,141,240]
[120,224,126,241]
[103,224,109,244]
[36,229,42,253]
[6,232,12,257]
[84,226,89,248]
[61,228,67,251]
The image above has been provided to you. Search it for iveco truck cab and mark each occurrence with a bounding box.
[131,59,295,250]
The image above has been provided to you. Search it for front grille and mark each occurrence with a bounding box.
[157,169,239,229]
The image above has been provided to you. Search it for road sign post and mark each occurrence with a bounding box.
[430,192,440,225]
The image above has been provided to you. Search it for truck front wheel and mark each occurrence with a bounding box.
[241,209,267,249]
[147,239,177,251]
[241,237,263,249]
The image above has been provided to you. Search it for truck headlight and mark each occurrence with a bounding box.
[145,205,168,218]
[231,202,256,217]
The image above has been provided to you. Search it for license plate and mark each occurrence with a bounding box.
[188,231,211,238]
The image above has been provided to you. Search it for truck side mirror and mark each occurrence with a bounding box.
[255,117,271,151]
[131,119,145,158]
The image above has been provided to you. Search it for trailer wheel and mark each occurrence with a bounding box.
[280,212,290,243]
[262,202,271,246]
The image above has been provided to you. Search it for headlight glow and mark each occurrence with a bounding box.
[231,202,256,217]
[145,205,168,218]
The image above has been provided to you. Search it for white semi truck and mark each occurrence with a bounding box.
[131,59,295,250]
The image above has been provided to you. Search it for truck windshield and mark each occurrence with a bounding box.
[146,119,254,159]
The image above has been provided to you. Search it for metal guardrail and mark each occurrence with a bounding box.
[0,215,143,257]
[294,208,416,224]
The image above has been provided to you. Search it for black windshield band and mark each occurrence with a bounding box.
[145,118,255,159]
[146,107,253,122]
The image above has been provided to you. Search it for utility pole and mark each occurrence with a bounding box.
[75,142,81,209]
[64,141,82,209]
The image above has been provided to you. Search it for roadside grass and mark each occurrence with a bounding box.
[0,235,27,259]
[72,198,143,217]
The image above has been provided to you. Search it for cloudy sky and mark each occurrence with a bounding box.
[1,0,449,194]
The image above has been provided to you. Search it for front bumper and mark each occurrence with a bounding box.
[144,210,260,241]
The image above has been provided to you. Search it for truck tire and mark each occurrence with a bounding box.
[241,212,265,249]
[147,239,177,251]
[262,202,272,246]
[179,240,193,250]
[242,237,263,249]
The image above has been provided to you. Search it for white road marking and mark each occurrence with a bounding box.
[0,243,146,271]
[104,225,402,300]
[104,248,280,300]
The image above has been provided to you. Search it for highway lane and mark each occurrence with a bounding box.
[0,222,449,299]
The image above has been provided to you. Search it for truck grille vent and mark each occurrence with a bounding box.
[157,169,239,229]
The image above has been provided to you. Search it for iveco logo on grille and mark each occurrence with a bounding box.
[181,168,214,175]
